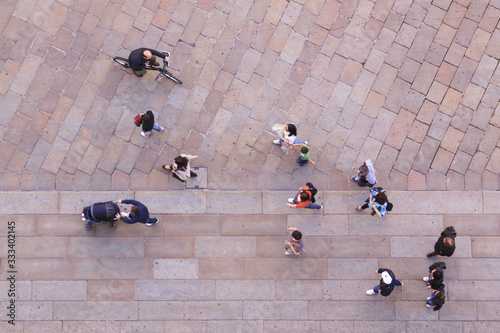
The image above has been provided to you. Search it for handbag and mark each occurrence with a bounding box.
[134,115,142,127]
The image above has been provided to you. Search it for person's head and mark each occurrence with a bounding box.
[433,289,445,300]
[359,164,369,176]
[285,124,297,136]
[299,191,310,201]
[174,155,188,169]
[131,205,140,216]
[374,192,387,205]
[143,50,152,60]
[300,146,309,154]
[443,237,454,248]
[141,113,150,122]
[432,270,443,281]
[292,230,302,240]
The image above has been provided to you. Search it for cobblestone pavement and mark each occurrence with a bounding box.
[1,0,499,191]
[1,190,499,332]
[1,0,500,332]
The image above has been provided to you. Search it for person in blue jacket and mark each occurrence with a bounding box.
[115,199,158,226]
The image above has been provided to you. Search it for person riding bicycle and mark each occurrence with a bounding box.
[128,48,169,77]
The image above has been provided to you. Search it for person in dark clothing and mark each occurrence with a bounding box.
[140,110,164,137]
[128,48,169,77]
[423,262,446,290]
[115,199,158,226]
[427,226,456,257]
[426,284,445,311]
[366,268,403,296]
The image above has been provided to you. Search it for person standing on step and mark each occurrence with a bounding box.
[284,227,305,256]
[286,184,322,210]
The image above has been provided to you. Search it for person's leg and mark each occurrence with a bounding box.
[189,170,197,177]
[148,55,158,66]
[153,123,165,132]
[305,203,322,210]
[426,251,437,257]
[394,280,403,286]
[133,69,147,77]
[172,173,185,182]
[360,203,370,209]
[373,285,381,293]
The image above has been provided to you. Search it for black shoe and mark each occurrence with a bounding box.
[85,223,92,230]
[146,219,159,226]
[190,171,197,178]
[426,252,436,257]
[110,222,116,228]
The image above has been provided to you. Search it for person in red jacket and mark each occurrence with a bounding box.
[286,184,322,210]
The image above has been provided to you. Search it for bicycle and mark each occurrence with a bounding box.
[113,52,183,84]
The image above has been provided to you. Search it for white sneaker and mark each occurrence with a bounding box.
[366,289,375,295]
[285,251,292,255]
[288,198,295,203]
[316,205,323,210]
[81,213,84,216]
[427,296,432,300]
[146,219,159,226]
[141,131,146,137]
[82,217,86,221]
[426,304,434,308]
[273,139,281,144]
[399,282,403,286]
[423,277,429,282]
[352,176,359,181]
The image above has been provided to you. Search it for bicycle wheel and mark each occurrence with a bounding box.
[113,57,129,68]
[163,70,182,84]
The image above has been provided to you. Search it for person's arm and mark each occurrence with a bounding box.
[121,199,140,206]
[288,227,297,231]
[286,203,297,208]
[287,242,300,256]
[308,157,315,165]
[150,49,168,59]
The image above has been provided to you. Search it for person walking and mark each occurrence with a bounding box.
[355,187,391,218]
[426,284,446,311]
[427,226,456,257]
[366,268,403,296]
[284,227,305,256]
[296,144,315,166]
[115,199,159,226]
[272,123,307,154]
[287,184,322,210]
[351,159,377,187]
[128,48,169,77]
[162,154,198,182]
[423,262,446,290]
[140,110,165,137]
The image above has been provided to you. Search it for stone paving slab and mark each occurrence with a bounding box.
[1,190,499,330]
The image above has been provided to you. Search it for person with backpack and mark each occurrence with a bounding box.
[366,268,403,296]
[284,227,305,256]
[427,226,456,257]
[355,187,391,218]
[286,183,322,210]
[351,159,377,187]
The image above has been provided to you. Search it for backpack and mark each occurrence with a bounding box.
[134,115,142,127]
[386,202,393,212]
[306,182,318,203]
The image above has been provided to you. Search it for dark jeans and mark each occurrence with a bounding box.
[296,157,308,165]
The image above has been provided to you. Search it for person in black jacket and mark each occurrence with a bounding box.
[423,262,445,290]
[426,284,445,311]
[128,48,169,77]
[427,226,456,257]
[366,268,403,296]
[140,110,164,137]
[115,199,158,226]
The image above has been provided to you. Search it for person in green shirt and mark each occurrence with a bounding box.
[296,144,315,166]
